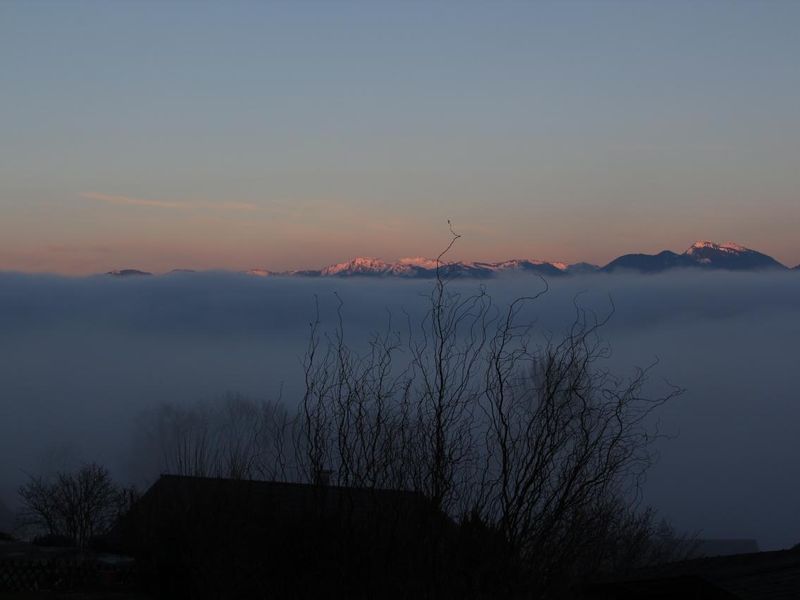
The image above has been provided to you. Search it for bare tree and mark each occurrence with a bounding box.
[292,225,683,595]
[136,393,295,482]
[18,463,132,548]
[473,295,683,592]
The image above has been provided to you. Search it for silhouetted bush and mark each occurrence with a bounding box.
[18,463,135,549]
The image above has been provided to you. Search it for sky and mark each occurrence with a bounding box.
[1,0,799,274]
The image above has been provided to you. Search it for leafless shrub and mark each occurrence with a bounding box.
[293,225,683,594]
[17,463,133,549]
[139,393,292,481]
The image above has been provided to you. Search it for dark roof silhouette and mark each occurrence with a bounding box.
[586,546,800,599]
[109,474,444,554]
[692,539,760,558]
[122,473,432,519]
[107,475,450,598]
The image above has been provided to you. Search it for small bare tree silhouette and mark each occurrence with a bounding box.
[18,463,133,549]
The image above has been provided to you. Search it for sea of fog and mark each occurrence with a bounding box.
[1,270,799,549]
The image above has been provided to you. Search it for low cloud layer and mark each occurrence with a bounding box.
[1,270,799,549]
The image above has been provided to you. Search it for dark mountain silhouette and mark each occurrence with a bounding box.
[106,269,152,277]
[602,241,788,274]
[683,241,786,271]
[565,262,601,274]
[603,250,697,273]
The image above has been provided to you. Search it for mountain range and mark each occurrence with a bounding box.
[245,241,793,278]
[106,241,798,279]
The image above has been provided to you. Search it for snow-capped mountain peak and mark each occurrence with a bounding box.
[321,257,391,276]
[477,259,571,276]
[490,259,542,269]
[679,240,784,270]
[396,257,441,270]
[685,240,750,255]
[245,269,272,277]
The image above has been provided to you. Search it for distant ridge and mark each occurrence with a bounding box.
[103,241,796,279]
[564,262,601,275]
[106,269,152,277]
[244,240,788,278]
[603,240,787,273]
[244,257,579,280]
[602,250,696,273]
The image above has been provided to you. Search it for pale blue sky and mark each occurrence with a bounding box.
[2,1,799,273]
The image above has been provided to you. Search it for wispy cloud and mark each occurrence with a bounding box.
[81,192,259,212]
[214,201,260,212]
[81,192,191,209]
[47,244,111,254]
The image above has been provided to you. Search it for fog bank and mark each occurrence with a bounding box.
[1,270,799,549]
